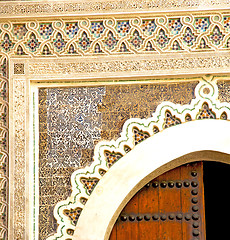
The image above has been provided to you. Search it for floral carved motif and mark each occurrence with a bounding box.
[0,13,230,60]
[13,79,26,239]
[27,55,230,77]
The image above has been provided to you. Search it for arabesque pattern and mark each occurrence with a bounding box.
[48,78,230,240]
[0,13,230,60]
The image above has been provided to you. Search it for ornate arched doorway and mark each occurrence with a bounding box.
[44,79,230,240]
[73,120,230,240]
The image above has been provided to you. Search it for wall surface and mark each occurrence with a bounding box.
[0,0,230,239]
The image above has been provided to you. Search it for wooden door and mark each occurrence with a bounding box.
[109,162,206,240]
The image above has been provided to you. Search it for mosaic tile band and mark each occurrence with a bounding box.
[1,13,230,58]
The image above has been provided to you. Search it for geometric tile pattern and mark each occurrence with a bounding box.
[168,18,183,35]
[104,151,123,168]
[133,127,150,145]
[78,32,91,50]
[80,177,100,195]
[63,208,82,226]
[103,31,118,50]
[12,24,27,40]
[223,16,230,32]
[197,102,216,119]
[156,29,169,48]
[163,110,181,129]
[194,17,210,32]
[39,23,53,39]
[65,22,78,38]
[116,21,130,37]
[1,34,13,52]
[53,33,65,51]
[129,30,143,48]
[1,13,230,57]
[90,21,104,38]
[209,26,224,45]
[26,33,40,52]
[183,27,196,46]
[142,19,156,35]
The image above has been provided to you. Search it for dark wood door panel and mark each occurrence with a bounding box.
[109,162,206,240]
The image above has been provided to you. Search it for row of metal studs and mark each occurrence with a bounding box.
[119,212,200,222]
[145,180,198,188]
[191,169,200,238]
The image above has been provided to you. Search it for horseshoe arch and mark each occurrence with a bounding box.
[47,78,230,240]
[73,119,230,240]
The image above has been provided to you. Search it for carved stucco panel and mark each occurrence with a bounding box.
[13,79,26,239]
[0,0,230,18]
[27,54,230,78]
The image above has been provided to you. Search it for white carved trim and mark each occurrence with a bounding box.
[1,0,230,18]
[74,120,230,240]
[11,53,230,81]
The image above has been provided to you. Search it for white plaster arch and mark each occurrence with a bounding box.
[74,119,230,240]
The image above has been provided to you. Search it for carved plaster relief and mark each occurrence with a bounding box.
[1,0,230,18]
[2,4,230,240]
[12,78,27,239]
[0,13,230,59]
[38,81,197,239]
[0,75,8,240]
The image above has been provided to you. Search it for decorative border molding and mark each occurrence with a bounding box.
[47,77,230,239]
[0,75,8,240]
[27,54,230,77]
[1,13,230,58]
[0,0,230,18]
[10,53,230,80]
[12,78,27,240]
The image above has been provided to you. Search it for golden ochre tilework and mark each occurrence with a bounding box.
[38,81,198,239]
[100,82,198,140]
[218,80,230,103]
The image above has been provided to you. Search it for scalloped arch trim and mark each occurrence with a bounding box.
[48,76,230,239]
